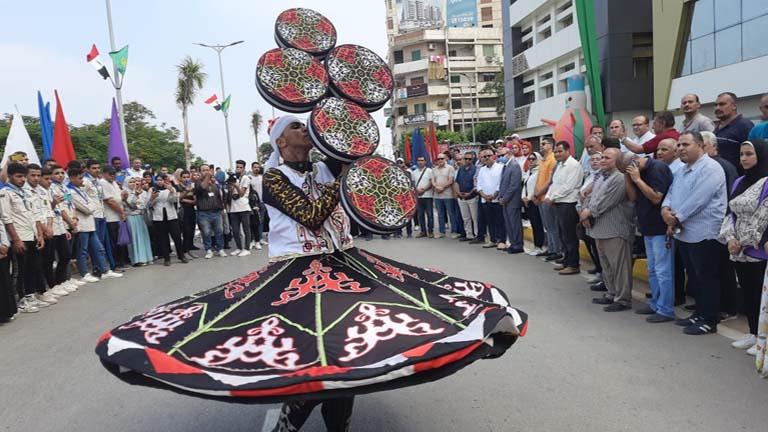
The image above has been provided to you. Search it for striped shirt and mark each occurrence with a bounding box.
[585,170,635,240]
[662,154,726,243]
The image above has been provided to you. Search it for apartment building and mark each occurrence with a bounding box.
[384,0,506,144]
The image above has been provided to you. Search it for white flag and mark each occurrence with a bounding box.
[1,110,41,167]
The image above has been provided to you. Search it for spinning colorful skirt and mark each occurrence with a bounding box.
[95,248,527,402]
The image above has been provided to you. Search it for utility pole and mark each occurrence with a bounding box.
[195,41,244,171]
[105,0,129,164]
[459,72,476,144]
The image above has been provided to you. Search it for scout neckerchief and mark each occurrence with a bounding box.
[3,183,30,211]
[67,182,89,203]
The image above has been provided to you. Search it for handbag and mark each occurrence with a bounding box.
[117,220,132,246]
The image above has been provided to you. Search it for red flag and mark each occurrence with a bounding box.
[404,134,411,164]
[52,90,76,167]
[428,123,439,160]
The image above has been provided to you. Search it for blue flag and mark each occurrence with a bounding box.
[37,91,54,161]
[410,128,432,168]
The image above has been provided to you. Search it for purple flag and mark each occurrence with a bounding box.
[108,98,129,169]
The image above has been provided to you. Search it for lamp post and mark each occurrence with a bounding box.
[458,72,477,144]
[104,0,129,164]
[194,40,244,170]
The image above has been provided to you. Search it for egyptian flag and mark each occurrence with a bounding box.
[204,94,222,111]
[87,44,111,80]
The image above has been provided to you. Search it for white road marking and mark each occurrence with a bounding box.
[260,408,280,432]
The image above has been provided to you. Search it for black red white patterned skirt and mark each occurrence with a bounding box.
[95,248,528,403]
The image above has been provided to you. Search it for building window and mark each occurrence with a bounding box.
[397,106,407,116]
[411,49,422,61]
[481,0,492,3]
[482,24,493,28]
[481,7,493,21]
[556,0,573,14]
[414,103,427,114]
[680,0,768,76]
[481,73,496,82]
[450,74,461,84]
[539,84,554,100]
[479,98,497,108]
[539,71,553,81]
[559,62,576,74]
[483,45,495,58]
[451,99,462,109]
[387,18,393,30]
[394,50,404,64]
[411,76,425,85]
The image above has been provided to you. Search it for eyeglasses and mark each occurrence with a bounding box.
[527,157,536,161]
[436,157,445,160]
[631,124,644,127]
[480,155,491,159]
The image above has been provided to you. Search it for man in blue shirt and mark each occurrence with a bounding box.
[661,131,727,335]
[748,93,768,141]
[455,151,479,241]
[714,92,755,171]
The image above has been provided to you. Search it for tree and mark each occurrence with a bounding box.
[435,129,466,144]
[474,121,508,145]
[251,111,263,162]
[481,64,505,115]
[175,56,207,169]
[258,142,273,163]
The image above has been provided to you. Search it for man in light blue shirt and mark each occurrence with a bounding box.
[661,131,726,335]
[747,93,768,141]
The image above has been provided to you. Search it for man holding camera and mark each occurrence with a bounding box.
[225,160,253,257]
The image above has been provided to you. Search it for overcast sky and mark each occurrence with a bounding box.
[0,0,391,168]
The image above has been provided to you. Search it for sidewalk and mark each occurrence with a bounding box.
[522,226,750,339]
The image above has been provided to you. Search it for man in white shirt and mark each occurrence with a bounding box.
[476,148,506,248]
[149,174,187,266]
[0,175,16,320]
[412,156,434,238]
[84,160,115,272]
[100,166,129,270]
[620,115,656,155]
[430,153,456,238]
[227,160,253,257]
[544,141,584,274]
[125,158,145,178]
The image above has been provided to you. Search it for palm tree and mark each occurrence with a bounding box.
[175,56,207,169]
[251,111,263,162]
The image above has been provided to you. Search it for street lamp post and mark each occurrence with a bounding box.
[458,72,477,144]
[194,40,244,171]
[104,0,129,164]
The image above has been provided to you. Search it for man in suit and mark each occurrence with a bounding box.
[499,152,524,254]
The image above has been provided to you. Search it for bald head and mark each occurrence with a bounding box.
[656,138,678,164]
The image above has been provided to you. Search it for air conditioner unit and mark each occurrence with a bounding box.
[485,56,495,63]
[428,43,436,50]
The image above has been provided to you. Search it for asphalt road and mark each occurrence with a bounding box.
[1,237,766,432]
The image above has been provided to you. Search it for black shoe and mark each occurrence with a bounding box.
[604,303,631,312]
[186,252,197,260]
[589,282,607,292]
[468,238,484,244]
[646,313,675,323]
[675,315,701,327]
[190,246,201,251]
[459,237,472,242]
[535,250,550,257]
[587,268,600,275]
[683,321,717,335]
[554,258,565,265]
[179,257,189,264]
[506,248,525,254]
[592,296,613,305]
[634,304,655,315]
[545,254,563,262]
[163,258,171,267]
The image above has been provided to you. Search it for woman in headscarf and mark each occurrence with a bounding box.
[123,176,154,266]
[719,139,768,364]
[519,140,534,173]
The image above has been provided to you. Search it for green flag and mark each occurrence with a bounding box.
[109,45,129,75]
[574,0,606,127]
[221,95,232,113]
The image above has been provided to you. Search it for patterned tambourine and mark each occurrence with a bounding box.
[255,48,328,113]
[325,45,394,112]
[341,156,417,234]
[274,8,337,58]
[309,97,380,163]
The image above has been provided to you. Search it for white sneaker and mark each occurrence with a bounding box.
[18,296,40,313]
[238,250,251,257]
[450,233,462,239]
[30,296,50,308]
[102,270,124,279]
[62,280,79,292]
[70,278,86,286]
[204,250,213,259]
[731,333,757,349]
[249,241,257,250]
[37,292,59,304]
[255,242,262,250]
[81,274,100,283]
[50,285,70,297]
[230,249,241,257]
[747,344,758,356]
[260,239,268,245]
[218,250,228,257]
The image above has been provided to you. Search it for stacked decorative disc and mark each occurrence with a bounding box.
[256,8,410,233]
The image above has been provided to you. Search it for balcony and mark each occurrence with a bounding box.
[508,0,550,26]
[448,56,477,69]
[392,29,445,49]
[510,24,580,78]
[393,58,429,76]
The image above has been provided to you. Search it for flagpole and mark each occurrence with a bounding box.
[105,0,129,166]
[195,41,243,171]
